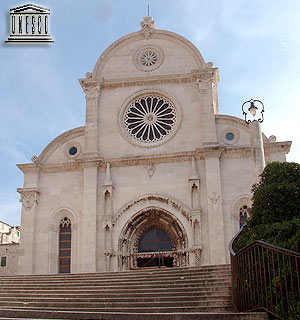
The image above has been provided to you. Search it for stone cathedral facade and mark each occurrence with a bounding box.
[17,17,291,274]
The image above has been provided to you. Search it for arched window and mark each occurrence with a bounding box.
[59,217,71,273]
[239,205,250,229]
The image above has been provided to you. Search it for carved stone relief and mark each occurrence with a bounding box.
[17,188,41,211]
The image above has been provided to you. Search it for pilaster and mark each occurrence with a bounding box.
[81,81,101,158]
[204,150,226,264]
[81,162,98,272]
[197,74,219,145]
[17,187,41,274]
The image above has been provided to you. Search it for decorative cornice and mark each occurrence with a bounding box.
[17,142,291,174]
[79,70,218,90]
[18,162,82,174]
[264,141,292,154]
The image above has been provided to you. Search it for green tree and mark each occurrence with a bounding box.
[234,161,300,253]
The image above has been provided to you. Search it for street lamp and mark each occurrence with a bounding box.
[242,99,264,123]
[242,99,265,176]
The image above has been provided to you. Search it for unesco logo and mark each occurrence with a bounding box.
[5,3,54,44]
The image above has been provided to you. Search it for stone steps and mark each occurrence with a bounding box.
[0,265,268,319]
[0,265,231,278]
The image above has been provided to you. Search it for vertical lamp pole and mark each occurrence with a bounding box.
[242,99,265,175]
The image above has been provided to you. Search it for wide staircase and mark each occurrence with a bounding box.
[0,264,268,319]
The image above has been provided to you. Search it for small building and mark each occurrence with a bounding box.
[0,221,20,275]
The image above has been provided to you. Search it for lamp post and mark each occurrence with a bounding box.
[242,99,265,176]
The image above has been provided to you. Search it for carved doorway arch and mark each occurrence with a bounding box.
[118,207,188,270]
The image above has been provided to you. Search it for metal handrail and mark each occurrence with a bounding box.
[230,227,300,320]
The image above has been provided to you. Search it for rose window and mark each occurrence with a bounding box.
[139,51,158,67]
[124,95,177,143]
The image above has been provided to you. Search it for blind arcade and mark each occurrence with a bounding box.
[5,3,54,44]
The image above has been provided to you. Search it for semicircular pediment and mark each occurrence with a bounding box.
[92,26,207,79]
[38,126,85,164]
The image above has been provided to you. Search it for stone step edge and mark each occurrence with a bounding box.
[0,298,233,305]
[0,294,232,301]
[0,291,231,297]
[0,309,269,320]
[0,265,231,278]
[0,273,231,283]
[1,280,232,287]
[0,287,231,294]
[0,268,231,279]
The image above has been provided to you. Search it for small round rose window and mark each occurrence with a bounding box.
[139,51,158,67]
[124,95,177,143]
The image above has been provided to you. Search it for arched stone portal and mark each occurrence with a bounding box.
[118,207,189,270]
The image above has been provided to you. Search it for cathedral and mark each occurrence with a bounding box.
[16,17,291,274]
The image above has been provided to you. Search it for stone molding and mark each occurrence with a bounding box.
[16,141,291,174]
[17,188,41,211]
[79,70,218,90]
[92,28,207,77]
[113,193,192,225]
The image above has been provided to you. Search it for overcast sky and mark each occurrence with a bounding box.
[0,0,299,226]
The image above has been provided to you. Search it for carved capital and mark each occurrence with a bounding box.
[17,188,41,211]
[82,82,101,99]
[197,77,213,90]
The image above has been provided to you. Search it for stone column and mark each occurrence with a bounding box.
[81,162,98,273]
[204,150,226,265]
[82,82,101,158]
[198,75,219,146]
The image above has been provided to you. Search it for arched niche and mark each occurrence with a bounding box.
[231,195,252,235]
[48,207,78,274]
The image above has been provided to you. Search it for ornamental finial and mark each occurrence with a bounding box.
[140,16,156,30]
